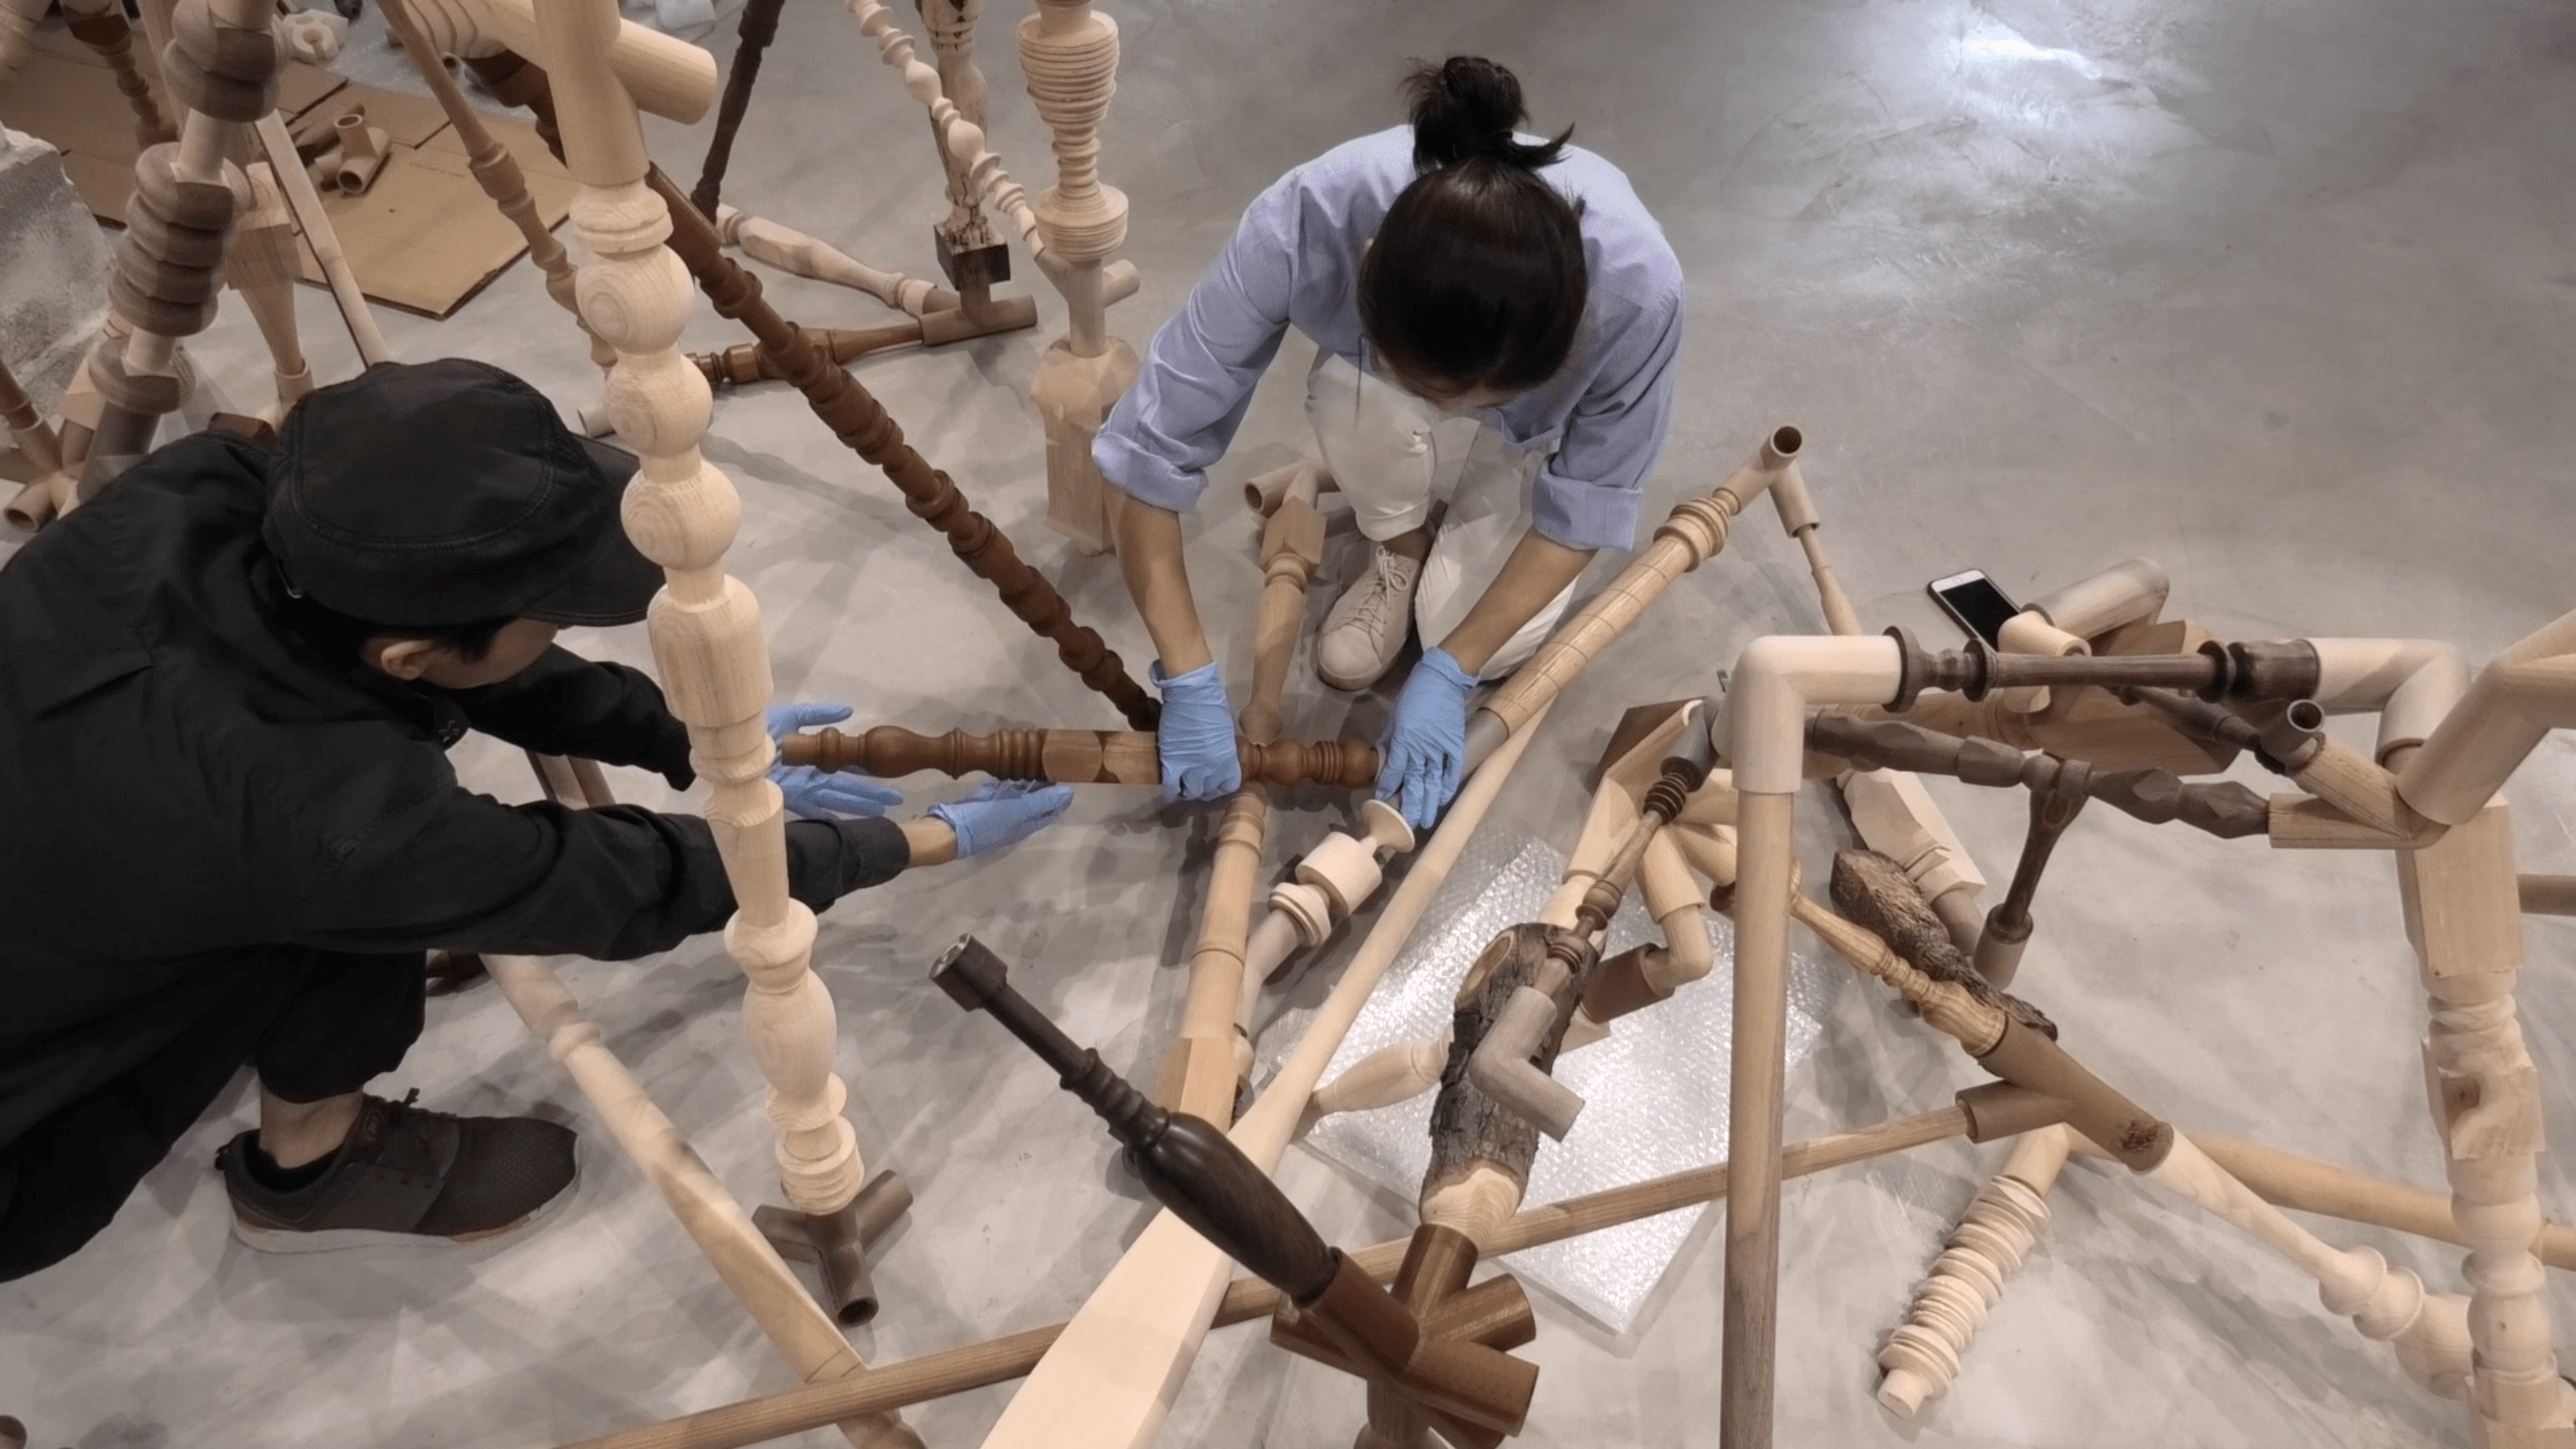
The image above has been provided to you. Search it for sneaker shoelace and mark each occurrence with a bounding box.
[1345,550,1418,635]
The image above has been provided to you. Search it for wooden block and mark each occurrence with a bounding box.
[2422,1046,2547,1162]
[2400,801,2525,980]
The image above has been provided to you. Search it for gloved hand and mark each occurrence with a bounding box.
[766,700,904,821]
[928,779,1076,858]
[1148,659,1243,802]
[1375,647,1477,831]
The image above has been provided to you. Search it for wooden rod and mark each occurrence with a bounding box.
[779,723,1375,788]
[251,113,392,367]
[2520,875,2576,917]
[547,1105,1972,1449]
[2194,1133,2576,1271]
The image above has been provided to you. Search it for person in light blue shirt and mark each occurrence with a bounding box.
[1095,55,1684,829]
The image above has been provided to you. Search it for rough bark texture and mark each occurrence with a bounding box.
[1424,925,1576,1202]
[1830,849,2057,1038]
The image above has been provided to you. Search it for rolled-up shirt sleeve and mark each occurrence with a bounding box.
[1528,290,1685,552]
[1093,179,1305,513]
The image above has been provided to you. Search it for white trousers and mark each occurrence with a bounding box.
[1301,353,1577,676]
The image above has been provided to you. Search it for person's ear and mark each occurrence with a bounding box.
[365,636,443,681]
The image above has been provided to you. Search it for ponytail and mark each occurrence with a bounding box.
[1361,57,1588,396]
[1402,55,1571,172]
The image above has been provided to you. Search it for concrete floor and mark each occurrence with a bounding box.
[5,0,2576,1445]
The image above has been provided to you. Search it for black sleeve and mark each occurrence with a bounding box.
[444,646,696,789]
[275,784,911,961]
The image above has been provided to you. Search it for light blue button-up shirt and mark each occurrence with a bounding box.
[1094,126,1684,552]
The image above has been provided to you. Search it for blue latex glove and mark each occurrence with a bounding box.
[766,700,904,821]
[1148,659,1242,802]
[1375,648,1477,831]
[928,779,1077,858]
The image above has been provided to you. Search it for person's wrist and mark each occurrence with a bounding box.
[1151,659,1224,693]
[1421,647,1479,692]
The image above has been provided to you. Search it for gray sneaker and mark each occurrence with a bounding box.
[216,1090,577,1253]
[1315,546,1421,690]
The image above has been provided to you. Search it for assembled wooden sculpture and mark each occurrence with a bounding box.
[17,19,2572,1427]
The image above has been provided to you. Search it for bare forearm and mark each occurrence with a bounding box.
[900,816,959,868]
[1112,497,1214,675]
[1434,529,1596,675]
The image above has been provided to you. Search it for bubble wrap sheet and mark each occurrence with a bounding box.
[1266,835,1837,1334]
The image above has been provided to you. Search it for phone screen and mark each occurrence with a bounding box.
[1927,571,2021,647]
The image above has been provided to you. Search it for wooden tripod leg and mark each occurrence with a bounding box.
[226,163,312,422]
[526,10,914,1446]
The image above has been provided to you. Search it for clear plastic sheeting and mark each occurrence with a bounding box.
[1267,835,1836,1333]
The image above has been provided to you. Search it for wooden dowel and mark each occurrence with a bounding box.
[549,1104,1972,1449]
[780,724,1376,788]
[2195,1133,2576,1270]
[2519,874,2576,917]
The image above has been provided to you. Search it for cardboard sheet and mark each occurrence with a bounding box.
[0,28,572,317]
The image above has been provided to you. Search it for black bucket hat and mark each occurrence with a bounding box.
[262,359,665,628]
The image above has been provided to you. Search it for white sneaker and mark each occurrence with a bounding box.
[1315,547,1421,690]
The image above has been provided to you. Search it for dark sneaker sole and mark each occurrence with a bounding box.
[229,1157,579,1256]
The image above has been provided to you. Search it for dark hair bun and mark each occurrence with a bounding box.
[1404,55,1571,171]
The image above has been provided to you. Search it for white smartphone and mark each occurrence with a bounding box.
[1927,570,2021,647]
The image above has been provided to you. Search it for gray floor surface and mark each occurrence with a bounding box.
[5,0,2576,1446]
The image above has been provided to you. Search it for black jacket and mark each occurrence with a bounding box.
[0,433,905,1145]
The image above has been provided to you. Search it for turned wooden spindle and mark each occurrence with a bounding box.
[77,0,279,493]
[482,56,1150,728]
[2390,786,2572,1437]
[690,0,787,219]
[1020,0,1139,555]
[716,207,959,320]
[1877,1125,2073,1417]
[642,165,1155,729]
[780,723,1373,788]
[379,0,615,376]
[920,0,1001,263]
[1157,487,1323,1123]
[933,936,1538,1445]
[59,0,175,148]
[1970,758,2092,989]
[1806,714,2270,841]
[528,10,913,1445]
[1252,798,1417,985]
[1881,627,2325,712]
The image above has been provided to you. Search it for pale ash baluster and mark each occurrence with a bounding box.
[531,5,912,1446]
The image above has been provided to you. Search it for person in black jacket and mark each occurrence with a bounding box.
[0,359,1072,1278]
